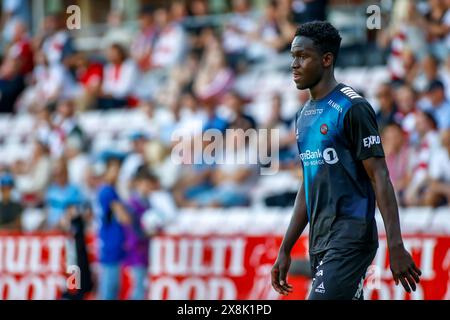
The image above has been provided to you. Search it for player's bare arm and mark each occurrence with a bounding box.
[362,157,422,293]
[271,181,308,296]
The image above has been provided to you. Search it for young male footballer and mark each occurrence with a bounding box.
[271,21,421,300]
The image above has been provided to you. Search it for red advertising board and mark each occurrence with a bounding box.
[0,232,449,300]
[141,234,450,300]
[0,232,68,300]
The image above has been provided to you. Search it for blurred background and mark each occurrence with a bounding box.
[0,0,449,300]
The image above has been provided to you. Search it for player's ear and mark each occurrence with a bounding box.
[322,52,334,68]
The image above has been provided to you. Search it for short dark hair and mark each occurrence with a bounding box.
[427,79,445,93]
[110,43,128,61]
[139,4,155,16]
[295,21,342,66]
[134,165,158,182]
[421,110,438,130]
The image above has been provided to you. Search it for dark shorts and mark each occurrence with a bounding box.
[308,247,377,300]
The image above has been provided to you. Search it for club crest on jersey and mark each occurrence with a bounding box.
[320,124,328,135]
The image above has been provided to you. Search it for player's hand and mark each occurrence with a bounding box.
[271,252,293,296]
[389,244,422,293]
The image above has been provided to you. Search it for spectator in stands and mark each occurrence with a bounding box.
[263,93,296,164]
[443,55,450,99]
[420,80,450,130]
[12,139,52,205]
[17,50,73,113]
[0,173,22,230]
[45,158,93,299]
[102,10,133,50]
[146,140,179,190]
[130,5,157,72]
[201,99,229,133]
[443,0,450,57]
[380,0,427,81]
[172,160,214,208]
[73,53,103,111]
[171,92,207,137]
[56,98,85,135]
[155,51,201,108]
[424,0,450,61]
[40,12,77,67]
[123,167,156,300]
[0,19,32,113]
[424,129,450,207]
[194,122,258,208]
[375,83,398,132]
[185,0,214,55]
[5,19,34,76]
[54,99,86,147]
[64,136,90,190]
[83,164,103,230]
[118,131,150,200]
[404,110,441,206]
[98,43,138,109]
[411,54,441,93]
[151,5,187,69]
[0,53,25,113]
[247,0,295,62]
[1,0,30,46]
[187,0,209,23]
[170,1,187,24]
[193,31,234,104]
[96,156,131,300]
[44,158,84,230]
[32,104,64,158]
[394,84,418,134]
[220,90,256,130]
[381,122,411,205]
[222,0,257,70]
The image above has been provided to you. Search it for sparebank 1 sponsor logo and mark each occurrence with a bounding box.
[299,147,339,166]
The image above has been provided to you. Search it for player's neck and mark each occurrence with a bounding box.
[309,74,339,101]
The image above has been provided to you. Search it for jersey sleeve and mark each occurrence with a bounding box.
[343,102,385,160]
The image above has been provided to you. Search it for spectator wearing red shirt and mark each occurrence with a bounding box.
[6,20,34,76]
[0,20,32,113]
[0,55,25,113]
[74,54,103,110]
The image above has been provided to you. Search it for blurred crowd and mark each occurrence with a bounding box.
[0,0,450,232]
[376,0,450,208]
[0,0,448,231]
[0,0,302,234]
[0,0,449,300]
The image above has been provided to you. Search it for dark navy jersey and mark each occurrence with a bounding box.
[295,83,385,254]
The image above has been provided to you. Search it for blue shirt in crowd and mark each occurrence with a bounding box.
[97,184,125,264]
[45,183,84,228]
